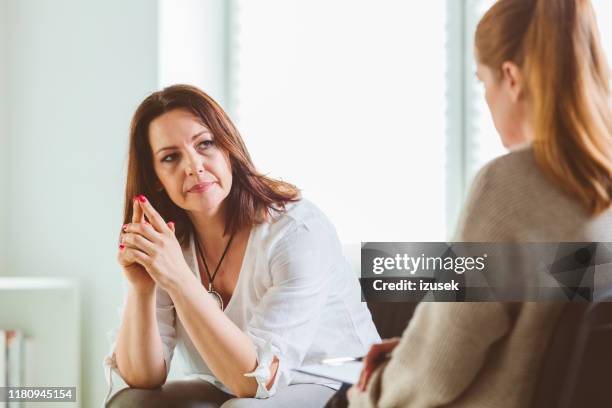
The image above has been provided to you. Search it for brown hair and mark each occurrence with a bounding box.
[476,0,612,214]
[123,84,300,244]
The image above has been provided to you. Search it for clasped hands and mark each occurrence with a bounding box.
[117,195,193,295]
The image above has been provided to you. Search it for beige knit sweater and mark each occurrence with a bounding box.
[349,146,612,408]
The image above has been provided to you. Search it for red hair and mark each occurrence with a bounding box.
[124,84,300,243]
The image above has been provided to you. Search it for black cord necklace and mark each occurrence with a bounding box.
[194,232,235,310]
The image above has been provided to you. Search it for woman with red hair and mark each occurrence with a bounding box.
[104,85,379,407]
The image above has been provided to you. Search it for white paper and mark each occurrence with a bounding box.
[293,361,363,384]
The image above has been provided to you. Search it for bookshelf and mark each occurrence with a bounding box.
[0,278,80,407]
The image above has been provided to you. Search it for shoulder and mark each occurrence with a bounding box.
[455,145,602,241]
[248,199,341,283]
[470,145,539,193]
[455,146,545,241]
[267,198,334,237]
[460,146,540,217]
[257,198,340,265]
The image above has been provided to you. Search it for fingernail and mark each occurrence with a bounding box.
[168,221,175,228]
[138,195,147,203]
[133,196,138,203]
[119,244,125,250]
[122,224,128,231]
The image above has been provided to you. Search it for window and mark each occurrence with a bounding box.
[463,0,505,187]
[593,1,612,71]
[231,1,449,241]
[160,0,612,243]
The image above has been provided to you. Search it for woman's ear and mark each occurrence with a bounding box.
[501,61,524,103]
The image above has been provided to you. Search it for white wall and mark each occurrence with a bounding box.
[0,0,7,275]
[2,0,158,406]
[159,0,228,106]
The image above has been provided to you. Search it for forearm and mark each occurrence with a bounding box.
[169,275,266,397]
[115,287,167,389]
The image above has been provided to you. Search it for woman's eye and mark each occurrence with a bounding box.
[198,140,214,150]
[161,153,178,163]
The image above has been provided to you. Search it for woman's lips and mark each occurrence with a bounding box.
[188,182,215,193]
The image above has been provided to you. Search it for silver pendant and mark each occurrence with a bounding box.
[208,286,224,310]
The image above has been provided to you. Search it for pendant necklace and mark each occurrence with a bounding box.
[194,232,235,310]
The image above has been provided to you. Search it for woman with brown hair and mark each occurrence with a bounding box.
[103,85,380,407]
[348,0,612,406]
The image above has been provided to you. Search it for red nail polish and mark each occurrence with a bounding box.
[138,195,147,203]
[119,244,125,250]
[168,221,175,227]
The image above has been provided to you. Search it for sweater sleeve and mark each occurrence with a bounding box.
[350,302,511,407]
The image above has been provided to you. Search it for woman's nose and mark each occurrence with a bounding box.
[185,152,205,176]
[188,167,204,176]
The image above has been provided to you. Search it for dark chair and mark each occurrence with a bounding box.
[529,302,589,408]
[558,289,612,408]
[366,302,419,339]
[530,287,612,408]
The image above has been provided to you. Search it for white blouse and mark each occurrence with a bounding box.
[104,199,380,402]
